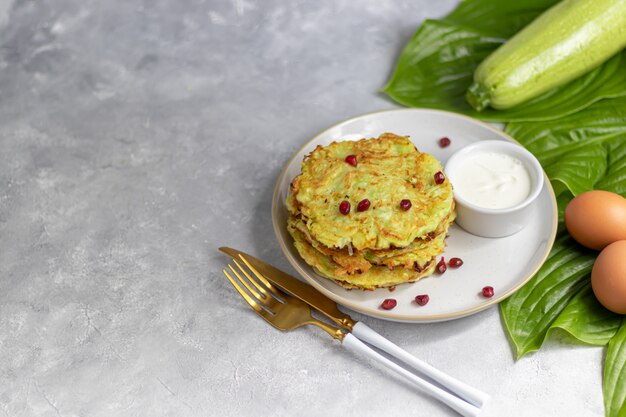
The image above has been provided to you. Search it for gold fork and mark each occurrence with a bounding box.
[223,257,481,417]
[224,257,344,340]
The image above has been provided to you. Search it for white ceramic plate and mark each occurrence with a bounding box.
[272,109,558,322]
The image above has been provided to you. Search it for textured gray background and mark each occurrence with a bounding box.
[0,0,604,416]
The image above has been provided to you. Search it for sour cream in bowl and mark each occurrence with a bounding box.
[445,140,544,238]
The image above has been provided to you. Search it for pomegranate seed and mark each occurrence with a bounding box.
[339,200,350,215]
[436,257,447,274]
[415,294,430,306]
[439,137,451,148]
[434,171,445,184]
[400,199,412,211]
[381,299,397,310]
[482,286,494,298]
[345,154,357,167]
[449,257,463,268]
[357,199,371,212]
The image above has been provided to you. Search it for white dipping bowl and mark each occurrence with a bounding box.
[445,140,544,238]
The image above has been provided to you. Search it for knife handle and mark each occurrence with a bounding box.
[343,333,481,417]
[351,322,489,408]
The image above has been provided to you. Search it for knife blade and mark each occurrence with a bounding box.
[218,246,356,330]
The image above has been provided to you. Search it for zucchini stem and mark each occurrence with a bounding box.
[466,82,491,111]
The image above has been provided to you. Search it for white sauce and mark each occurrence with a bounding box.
[453,151,531,209]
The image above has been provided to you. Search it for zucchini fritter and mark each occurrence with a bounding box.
[289,223,437,290]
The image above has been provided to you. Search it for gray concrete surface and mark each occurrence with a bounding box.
[0,0,604,416]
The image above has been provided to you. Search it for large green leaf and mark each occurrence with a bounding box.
[500,122,626,358]
[383,0,626,122]
[505,96,626,157]
[500,94,626,416]
[551,285,622,346]
[542,134,626,197]
[556,190,574,222]
[542,144,608,196]
[597,139,626,196]
[505,97,626,196]
[446,0,559,37]
[605,320,626,417]
[500,234,596,358]
[555,190,574,235]
[383,20,500,111]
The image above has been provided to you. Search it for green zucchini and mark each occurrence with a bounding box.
[466,0,626,111]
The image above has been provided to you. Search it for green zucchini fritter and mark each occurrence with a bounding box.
[289,133,453,250]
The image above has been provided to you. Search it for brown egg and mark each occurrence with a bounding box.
[591,240,626,314]
[564,190,626,250]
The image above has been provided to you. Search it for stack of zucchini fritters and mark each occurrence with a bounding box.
[287,133,455,290]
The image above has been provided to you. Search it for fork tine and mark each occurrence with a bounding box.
[239,255,282,298]
[232,259,275,301]
[223,269,274,318]
[227,264,262,301]
[228,263,278,310]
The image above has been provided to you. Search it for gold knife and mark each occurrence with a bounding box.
[218,246,489,408]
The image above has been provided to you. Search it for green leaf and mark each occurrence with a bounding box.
[383,1,626,122]
[556,190,574,220]
[555,190,574,235]
[445,0,559,37]
[505,96,626,196]
[383,20,500,111]
[543,144,608,196]
[597,139,626,196]
[605,320,626,417]
[499,99,626,392]
[505,96,626,161]
[500,234,596,358]
[551,285,622,346]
